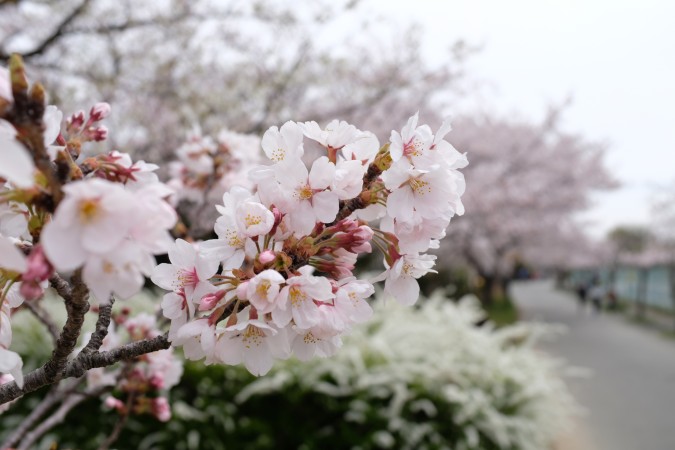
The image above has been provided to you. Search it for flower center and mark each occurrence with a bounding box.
[245,214,262,228]
[289,286,307,307]
[176,268,198,288]
[296,184,313,200]
[256,281,271,298]
[225,229,244,248]
[303,331,318,344]
[242,325,265,348]
[78,198,101,223]
[409,178,431,195]
[271,148,285,162]
[403,138,424,157]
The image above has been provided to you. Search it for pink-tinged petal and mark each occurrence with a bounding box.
[243,345,275,376]
[292,300,320,329]
[151,264,181,291]
[114,269,145,300]
[215,335,242,364]
[195,254,219,281]
[43,105,63,147]
[291,333,317,361]
[0,67,12,102]
[169,239,196,269]
[279,121,304,157]
[401,112,419,141]
[200,238,237,262]
[175,320,208,342]
[389,131,404,162]
[42,223,86,271]
[80,216,127,254]
[289,201,315,236]
[308,156,335,190]
[277,156,308,188]
[386,187,414,221]
[267,328,291,360]
[223,249,246,270]
[0,348,23,388]
[434,117,452,145]
[311,190,338,224]
[161,292,185,320]
[385,276,419,306]
[0,237,26,273]
[381,160,412,190]
[0,135,34,188]
[201,327,216,360]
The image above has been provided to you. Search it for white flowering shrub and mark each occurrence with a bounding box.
[227,295,574,450]
[1,293,574,450]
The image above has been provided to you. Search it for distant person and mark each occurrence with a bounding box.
[588,280,604,314]
[575,282,588,311]
[606,289,618,310]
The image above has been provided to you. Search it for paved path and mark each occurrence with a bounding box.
[511,280,675,450]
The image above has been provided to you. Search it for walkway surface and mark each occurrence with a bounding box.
[511,280,675,450]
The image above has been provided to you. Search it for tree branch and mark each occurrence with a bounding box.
[0,334,170,404]
[0,273,89,404]
[1,384,62,449]
[22,300,60,345]
[17,384,106,450]
[80,296,115,356]
[0,0,90,60]
[65,333,170,379]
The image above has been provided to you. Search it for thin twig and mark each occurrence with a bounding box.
[0,333,170,404]
[98,392,135,450]
[80,296,115,356]
[22,300,60,345]
[1,384,61,449]
[17,386,96,450]
[0,273,90,404]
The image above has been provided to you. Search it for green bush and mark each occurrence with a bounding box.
[2,294,573,450]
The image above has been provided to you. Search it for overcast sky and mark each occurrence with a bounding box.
[365,0,675,238]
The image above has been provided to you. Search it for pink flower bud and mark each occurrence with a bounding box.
[258,250,275,264]
[20,245,53,300]
[66,110,85,134]
[19,282,43,301]
[269,206,284,236]
[90,102,111,121]
[149,373,165,389]
[199,290,226,311]
[152,397,171,422]
[104,396,125,411]
[23,246,52,282]
[236,281,249,300]
[82,125,108,142]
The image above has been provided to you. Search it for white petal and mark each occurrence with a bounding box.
[308,156,335,190]
[0,236,26,273]
[0,135,34,188]
[311,191,339,223]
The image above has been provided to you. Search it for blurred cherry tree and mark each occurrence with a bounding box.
[0,0,470,162]
[440,108,616,305]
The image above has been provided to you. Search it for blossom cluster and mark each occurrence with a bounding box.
[87,311,183,422]
[0,63,177,386]
[152,117,467,375]
[167,127,261,204]
[0,59,466,385]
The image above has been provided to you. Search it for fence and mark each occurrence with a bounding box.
[567,265,674,312]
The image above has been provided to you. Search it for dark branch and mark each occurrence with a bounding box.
[0,0,90,60]
[22,300,60,345]
[0,334,169,404]
[80,296,115,356]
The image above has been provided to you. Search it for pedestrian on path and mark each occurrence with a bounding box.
[588,278,604,314]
